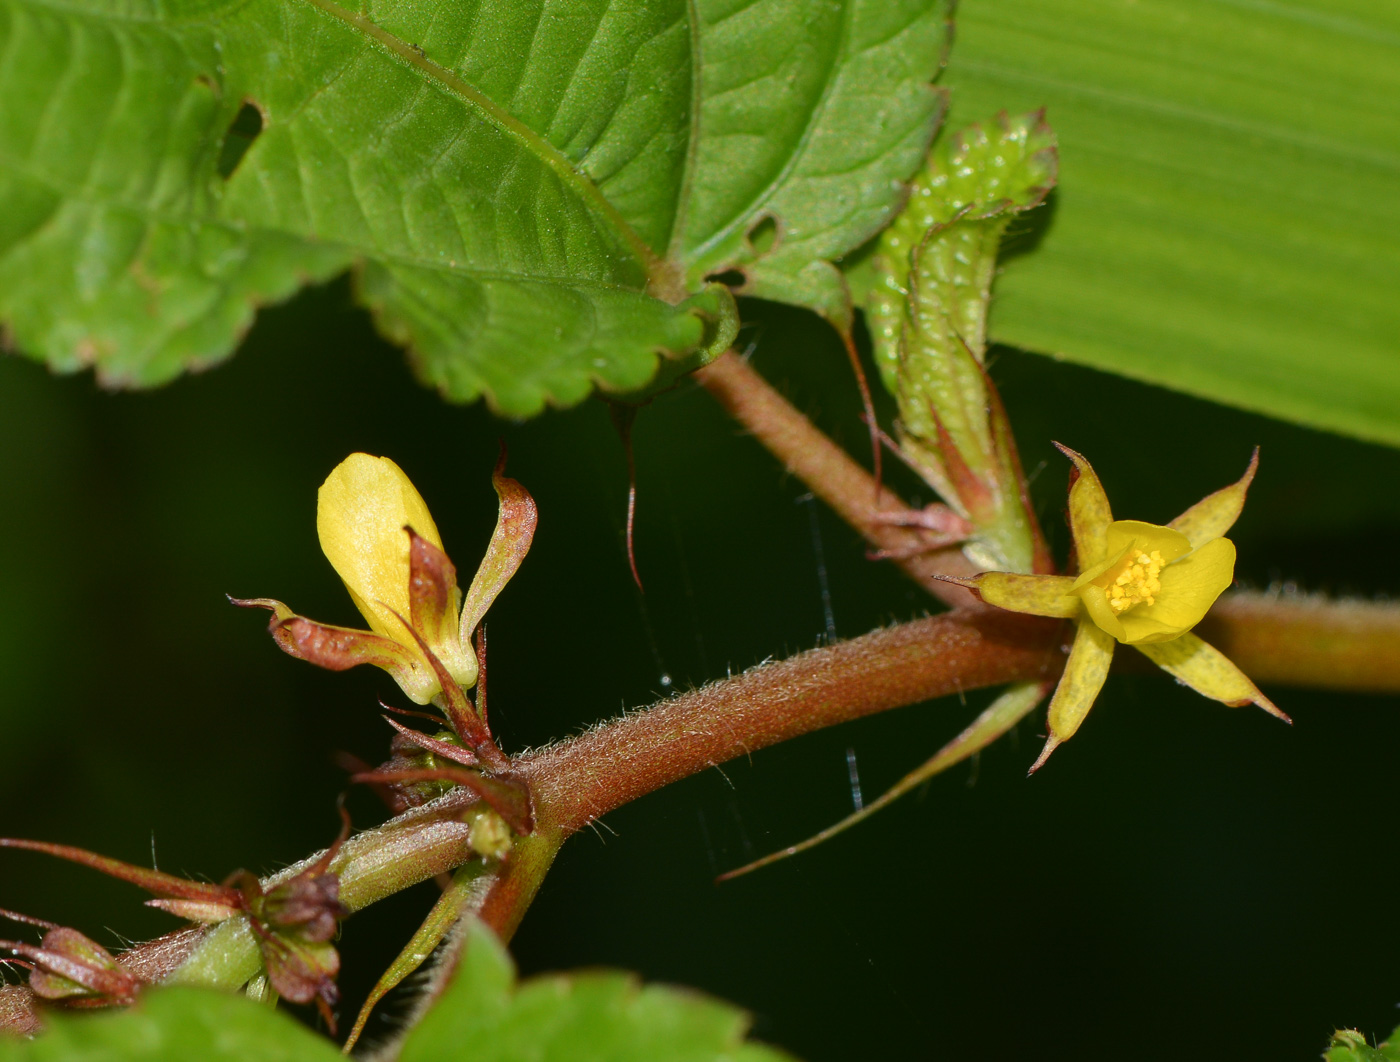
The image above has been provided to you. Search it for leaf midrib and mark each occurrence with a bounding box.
[0,149,676,293]
[663,0,705,264]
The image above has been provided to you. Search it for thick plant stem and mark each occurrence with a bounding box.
[518,610,1063,834]
[696,351,980,606]
[0,609,1059,1035]
[474,831,563,942]
[394,831,566,1041]
[1199,591,1400,692]
[7,583,1397,1033]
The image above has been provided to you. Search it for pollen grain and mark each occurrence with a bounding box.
[1106,550,1164,613]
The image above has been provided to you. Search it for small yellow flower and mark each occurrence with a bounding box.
[235,453,536,712]
[317,454,477,695]
[957,445,1287,770]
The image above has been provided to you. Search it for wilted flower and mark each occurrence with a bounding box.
[235,452,535,709]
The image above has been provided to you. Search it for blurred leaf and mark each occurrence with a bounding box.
[1326,1025,1400,1062]
[939,0,1400,445]
[0,988,341,1062]
[0,0,952,414]
[397,920,795,1061]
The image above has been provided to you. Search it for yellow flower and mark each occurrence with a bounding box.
[958,445,1287,770]
[317,454,477,695]
[235,453,536,712]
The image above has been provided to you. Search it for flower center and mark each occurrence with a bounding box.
[1105,549,1164,613]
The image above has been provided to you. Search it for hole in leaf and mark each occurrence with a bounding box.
[217,101,264,180]
[704,268,748,289]
[747,215,778,255]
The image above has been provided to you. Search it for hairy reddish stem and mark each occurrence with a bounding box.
[0,610,1060,1034]
[518,610,1063,834]
[6,584,1395,1033]
[696,351,980,606]
[1199,591,1400,692]
[697,349,1400,695]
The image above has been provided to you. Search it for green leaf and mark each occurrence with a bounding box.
[0,0,951,414]
[398,920,795,1062]
[858,110,1056,394]
[0,988,342,1062]
[1326,1025,1400,1062]
[676,0,953,328]
[0,929,796,1059]
[939,0,1400,445]
[850,111,1055,572]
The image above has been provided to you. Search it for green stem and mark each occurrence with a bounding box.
[7,580,1395,1031]
[473,831,564,941]
[158,796,492,994]
[18,609,1056,1012]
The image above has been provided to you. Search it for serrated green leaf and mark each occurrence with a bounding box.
[397,920,795,1062]
[677,0,952,328]
[0,988,342,1062]
[941,0,1400,445]
[0,0,951,413]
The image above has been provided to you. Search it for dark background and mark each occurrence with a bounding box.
[2,285,1398,1060]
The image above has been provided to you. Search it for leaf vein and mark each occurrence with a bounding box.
[294,0,663,274]
[686,0,855,263]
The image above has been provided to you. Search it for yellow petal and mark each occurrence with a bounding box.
[1042,618,1116,750]
[1135,632,1289,721]
[1118,537,1236,644]
[973,572,1081,618]
[317,454,444,645]
[1070,541,1134,593]
[1100,520,1192,567]
[1168,449,1258,549]
[1056,444,1113,567]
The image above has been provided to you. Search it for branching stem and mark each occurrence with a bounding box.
[696,351,980,607]
[8,350,1400,1035]
[696,350,1400,693]
[517,611,1062,834]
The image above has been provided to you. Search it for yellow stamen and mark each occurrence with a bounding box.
[1106,549,1163,613]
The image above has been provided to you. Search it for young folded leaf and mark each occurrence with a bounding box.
[853,112,1059,575]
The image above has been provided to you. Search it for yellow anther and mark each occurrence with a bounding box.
[1105,549,1164,613]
